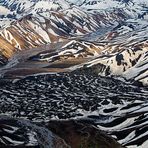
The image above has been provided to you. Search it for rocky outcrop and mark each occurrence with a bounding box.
[0,117,123,148]
[47,120,124,148]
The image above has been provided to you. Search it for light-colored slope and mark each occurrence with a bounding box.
[0,0,147,85]
[0,4,126,66]
[77,19,148,85]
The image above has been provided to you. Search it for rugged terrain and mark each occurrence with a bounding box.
[0,0,147,148]
[0,0,147,85]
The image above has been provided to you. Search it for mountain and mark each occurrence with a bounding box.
[0,0,147,86]
[0,1,148,147]
[0,117,124,148]
[0,1,128,67]
[77,19,148,85]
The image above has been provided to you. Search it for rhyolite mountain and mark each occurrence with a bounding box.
[0,0,147,85]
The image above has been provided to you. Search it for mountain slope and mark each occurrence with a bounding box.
[74,18,148,85]
[0,0,147,84]
[0,3,127,67]
[0,0,148,148]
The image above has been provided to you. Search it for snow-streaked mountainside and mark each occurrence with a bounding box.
[0,73,148,148]
[0,1,147,85]
[0,0,147,28]
[0,0,148,148]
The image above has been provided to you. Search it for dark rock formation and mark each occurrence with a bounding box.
[47,119,124,148]
[0,117,124,148]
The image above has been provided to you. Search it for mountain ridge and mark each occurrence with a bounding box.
[0,0,147,86]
